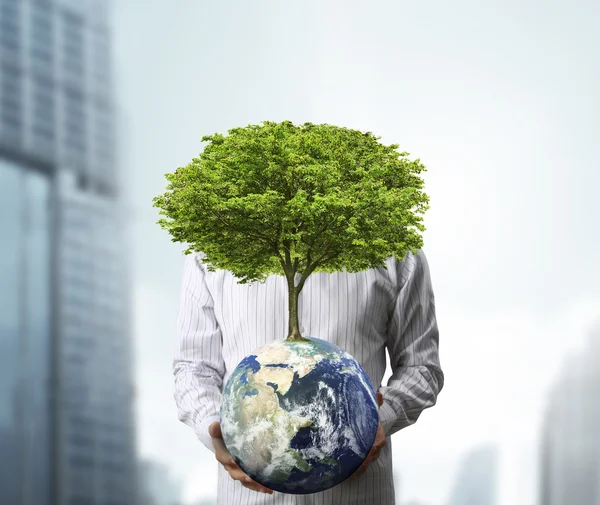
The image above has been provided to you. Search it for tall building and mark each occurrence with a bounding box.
[0,1,137,505]
[138,459,183,505]
[539,323,600,505]
[446,444,498,505]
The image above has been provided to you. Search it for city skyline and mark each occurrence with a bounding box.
[446,444,498,505]
[112,2,600,504]
[139,457,183,505]
[0,1,598,504]
[539,323,600,505]
[0,1,138,504]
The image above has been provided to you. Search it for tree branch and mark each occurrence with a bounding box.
[204,201,279,253]
[295,247,340,292]
[304,215,339,249]
[281,239,292,276]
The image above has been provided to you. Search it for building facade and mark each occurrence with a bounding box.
[446,444,498,505]
[0,1,137,504]
[138,458,183,505]
[539,325,600,505]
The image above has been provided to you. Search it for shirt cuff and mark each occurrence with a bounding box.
[196,414,222,455]
[378,400,398,436]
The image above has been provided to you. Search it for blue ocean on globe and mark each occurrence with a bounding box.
[220,336,379,494]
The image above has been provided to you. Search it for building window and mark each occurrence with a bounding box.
[61,9,84,78]
[68,496,93,505]
[63,279,92,306]
[64,348,89,367]
[61,303,91,323]
[1,64,22,135]
[94,111,113,164]
[30,1,53,68]
[92,28,111,86]
[63,202,91,229]
[67,468,94,503]
[62,251,91,274]
[63,267,92,290]
[68,431,93,449]
[63,87,86,157]
[0,0,21,53]
[68,454,94,469]
[101,460,126,475]
[32,76,55,143]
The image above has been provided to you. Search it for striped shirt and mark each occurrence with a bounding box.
[173,249,444,505]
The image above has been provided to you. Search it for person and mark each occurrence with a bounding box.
[173,248,444,505]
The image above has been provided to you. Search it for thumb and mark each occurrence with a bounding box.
[208,421,222,439]
[376,391,383,408]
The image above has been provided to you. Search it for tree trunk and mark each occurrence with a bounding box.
[286,278,309,342]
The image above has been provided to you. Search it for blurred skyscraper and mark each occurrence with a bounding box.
[138,458,183,505]
[446,444,498,505]
[0,1,137,505]
[539,323,600,505]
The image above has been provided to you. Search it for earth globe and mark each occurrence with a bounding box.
[220,335,380,494]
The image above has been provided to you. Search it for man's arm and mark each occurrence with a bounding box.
[378,249,445,436]
[173,252,225,454]
[173,254,274,494]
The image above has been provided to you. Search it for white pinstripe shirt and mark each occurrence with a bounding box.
[173,249,444,505]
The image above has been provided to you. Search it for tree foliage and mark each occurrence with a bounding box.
[153,120,430,291]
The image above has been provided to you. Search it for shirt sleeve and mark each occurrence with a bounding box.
[378,249,445,436]
[173,252,225,454]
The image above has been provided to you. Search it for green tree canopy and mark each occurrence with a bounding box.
[153,120,430,341]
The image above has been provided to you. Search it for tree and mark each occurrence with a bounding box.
[152,120,430,342]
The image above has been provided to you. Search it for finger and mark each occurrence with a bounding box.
[350,467,366,480]
[211,436,236,464]
[208,422,222,439]
[351,444,384,480]
[227,467,249,481]
[242,482,273,494]
[366,438,385,458]
[376,391,383,408]
[211,433,228,452]
[211,433,243,467]
[373,439,387,452]
[350,460,369,480]
[241,476,273,494]
[214,450,240,470]
[214,448,235,467]
[223,466,273,494]
[370,447,383,462]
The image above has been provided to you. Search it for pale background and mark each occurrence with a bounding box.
[112,1,600,504]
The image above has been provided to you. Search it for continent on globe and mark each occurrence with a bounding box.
[220,336,379,494]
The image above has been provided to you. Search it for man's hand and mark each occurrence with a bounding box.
[349,391,387,481]
[209,422,274,494]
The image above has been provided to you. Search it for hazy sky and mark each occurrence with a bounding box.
[112,1,600,504]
